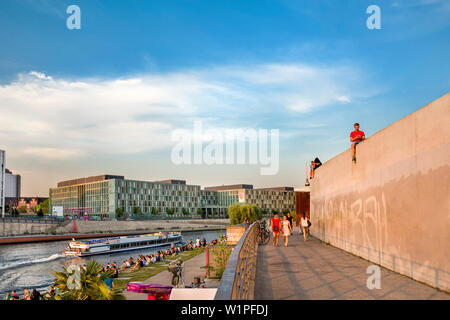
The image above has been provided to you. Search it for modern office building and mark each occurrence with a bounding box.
[204,184,297,213]
[4,168,21,198]
[0,150,23,215]
[49,175,229,219]
[50,174,300,220]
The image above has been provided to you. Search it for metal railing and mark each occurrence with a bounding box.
[215,220,260,300]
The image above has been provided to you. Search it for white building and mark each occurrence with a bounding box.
[5,168,21,198]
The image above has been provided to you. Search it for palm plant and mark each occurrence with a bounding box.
[52,260,116,300]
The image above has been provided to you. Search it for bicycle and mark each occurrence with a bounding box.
[167,258,184,287]
[257,220,270,245]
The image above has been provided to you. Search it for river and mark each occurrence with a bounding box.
[0,230,224,297]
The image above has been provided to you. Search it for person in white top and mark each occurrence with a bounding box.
[281,215,293,247]
[300,212,310,242]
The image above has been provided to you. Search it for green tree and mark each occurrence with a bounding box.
[18,206,28,214]
[202,234,232,279]
[115,208,124,220]
[228,203,261,225]
[182,208,189,216]
[41,199,49,214]
[52,260,118,300]
[289,210,297,219]
[151,207,159,216]
[197,208,205,218]
[167,208,175,216]
[133,207,142,215]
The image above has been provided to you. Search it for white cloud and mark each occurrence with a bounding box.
[0,62,376,160]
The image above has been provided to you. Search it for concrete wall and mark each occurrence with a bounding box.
[1,221,57,236]
[310,93,450,292]
[0,219,229,237]
[54,219,230,234]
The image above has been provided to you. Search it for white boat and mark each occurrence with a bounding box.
[62,232,183,257]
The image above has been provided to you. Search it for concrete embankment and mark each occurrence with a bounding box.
[310,93,450,292]
[54,219,229,234]
[0,219,59,237]
[0,219,229,245]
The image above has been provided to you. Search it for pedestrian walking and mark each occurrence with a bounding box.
[286,212,294,235]
[301,212,310,242]
[281,215,293,247]
[270,212,281,247]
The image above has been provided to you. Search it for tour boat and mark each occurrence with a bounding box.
[62,232,183,257]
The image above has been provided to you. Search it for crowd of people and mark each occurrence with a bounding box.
[3,236,219,300]
[4,288,43,300]
[118,238,203,272]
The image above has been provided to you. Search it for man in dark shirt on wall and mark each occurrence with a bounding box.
[350,123,365,162]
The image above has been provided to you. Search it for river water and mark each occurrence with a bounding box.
[0,230,224,297]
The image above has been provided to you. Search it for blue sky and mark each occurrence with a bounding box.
[0,0,449,196]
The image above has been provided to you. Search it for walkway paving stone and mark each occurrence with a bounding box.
[254,232,449,300]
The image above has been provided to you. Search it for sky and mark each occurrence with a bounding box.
[0,0,449,196]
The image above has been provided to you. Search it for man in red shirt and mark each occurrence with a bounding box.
[350,123,365,162]
[270,212,281,247]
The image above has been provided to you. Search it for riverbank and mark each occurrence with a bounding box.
[0,220,229,245]
[115,247,208,299]
[54,219,229,234]
[0,230,222,297]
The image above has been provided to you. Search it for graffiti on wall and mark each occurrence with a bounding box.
[311,192,445,290]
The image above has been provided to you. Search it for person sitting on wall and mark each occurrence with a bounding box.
[309,158,322,179]
[350,123,365,162]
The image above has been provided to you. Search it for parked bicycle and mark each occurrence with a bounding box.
[257,220,270,245]
[167,258,184,287]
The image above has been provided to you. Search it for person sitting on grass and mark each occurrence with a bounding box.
[350,123,365,162]
[131,259,141,271]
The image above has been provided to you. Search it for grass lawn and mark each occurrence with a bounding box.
[112,247,205,295]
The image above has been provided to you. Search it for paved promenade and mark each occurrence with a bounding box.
[254,232,449,300]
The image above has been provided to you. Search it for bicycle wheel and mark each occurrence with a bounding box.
[257,232,263,245]
[172,275,180,286]
[262,231,270,245]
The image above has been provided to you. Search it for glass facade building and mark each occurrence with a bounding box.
[50,175,296,219]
